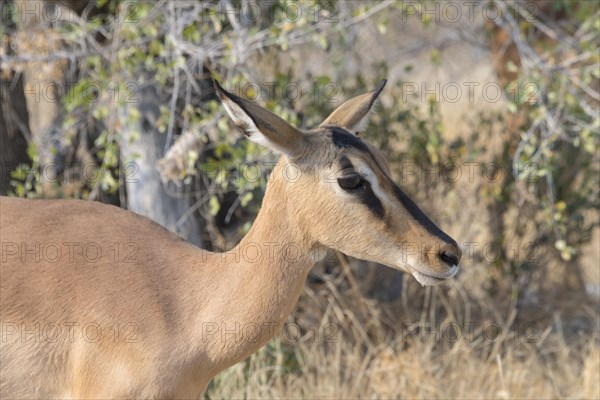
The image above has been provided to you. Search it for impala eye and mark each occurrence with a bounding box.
[337,174,365,191]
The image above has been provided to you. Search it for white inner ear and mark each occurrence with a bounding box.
[351,98,380,135]
[221,99,261,138]
[221,98,291,156]
[349,114,370,135]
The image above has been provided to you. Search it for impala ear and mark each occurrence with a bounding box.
[320,79,387,135]
[214,80,305,158]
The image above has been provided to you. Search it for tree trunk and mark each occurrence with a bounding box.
[0,1,31,195]
[11,0,72,193]
[117,84,203,247]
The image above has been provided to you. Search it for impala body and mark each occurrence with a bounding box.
[0,80,461,398]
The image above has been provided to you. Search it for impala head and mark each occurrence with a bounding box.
[215,80,461,285]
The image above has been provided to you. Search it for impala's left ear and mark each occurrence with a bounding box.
[319,79,387,135]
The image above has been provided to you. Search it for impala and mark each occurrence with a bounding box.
[0,79,461,398]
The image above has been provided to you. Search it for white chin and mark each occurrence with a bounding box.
[411,270,448,286]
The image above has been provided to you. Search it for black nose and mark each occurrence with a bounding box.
[439,250,459,267]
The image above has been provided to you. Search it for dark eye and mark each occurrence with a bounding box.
[337,174,365,191]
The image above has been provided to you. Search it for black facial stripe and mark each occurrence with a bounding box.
[330,128,455,243]
[391,184,456,245]
[337,155,384,220]
[332,127,454,238]
[359,184,385,220]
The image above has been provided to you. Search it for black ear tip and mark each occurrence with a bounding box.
[213,79,226,101]
[369,79,387,101]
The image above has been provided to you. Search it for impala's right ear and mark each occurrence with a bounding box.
[214,80,305,158]
[319,79,387,135]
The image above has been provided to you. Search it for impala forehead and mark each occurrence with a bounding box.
[329,126,371,153]
[328,127,389,167]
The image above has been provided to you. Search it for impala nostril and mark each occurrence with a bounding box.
[439,251,459,267]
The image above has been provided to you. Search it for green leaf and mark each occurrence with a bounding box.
[209,196,221,216]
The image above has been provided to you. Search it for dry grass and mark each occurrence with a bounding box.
[208,334,599,399]
[206,258,600,399]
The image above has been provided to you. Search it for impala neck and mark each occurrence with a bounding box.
[195,161,321,375]
[227,160,318,314]
[237,163,316,262]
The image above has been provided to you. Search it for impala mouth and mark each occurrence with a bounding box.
[409,264,459,286]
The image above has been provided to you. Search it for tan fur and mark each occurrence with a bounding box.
[0,82,460,398]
